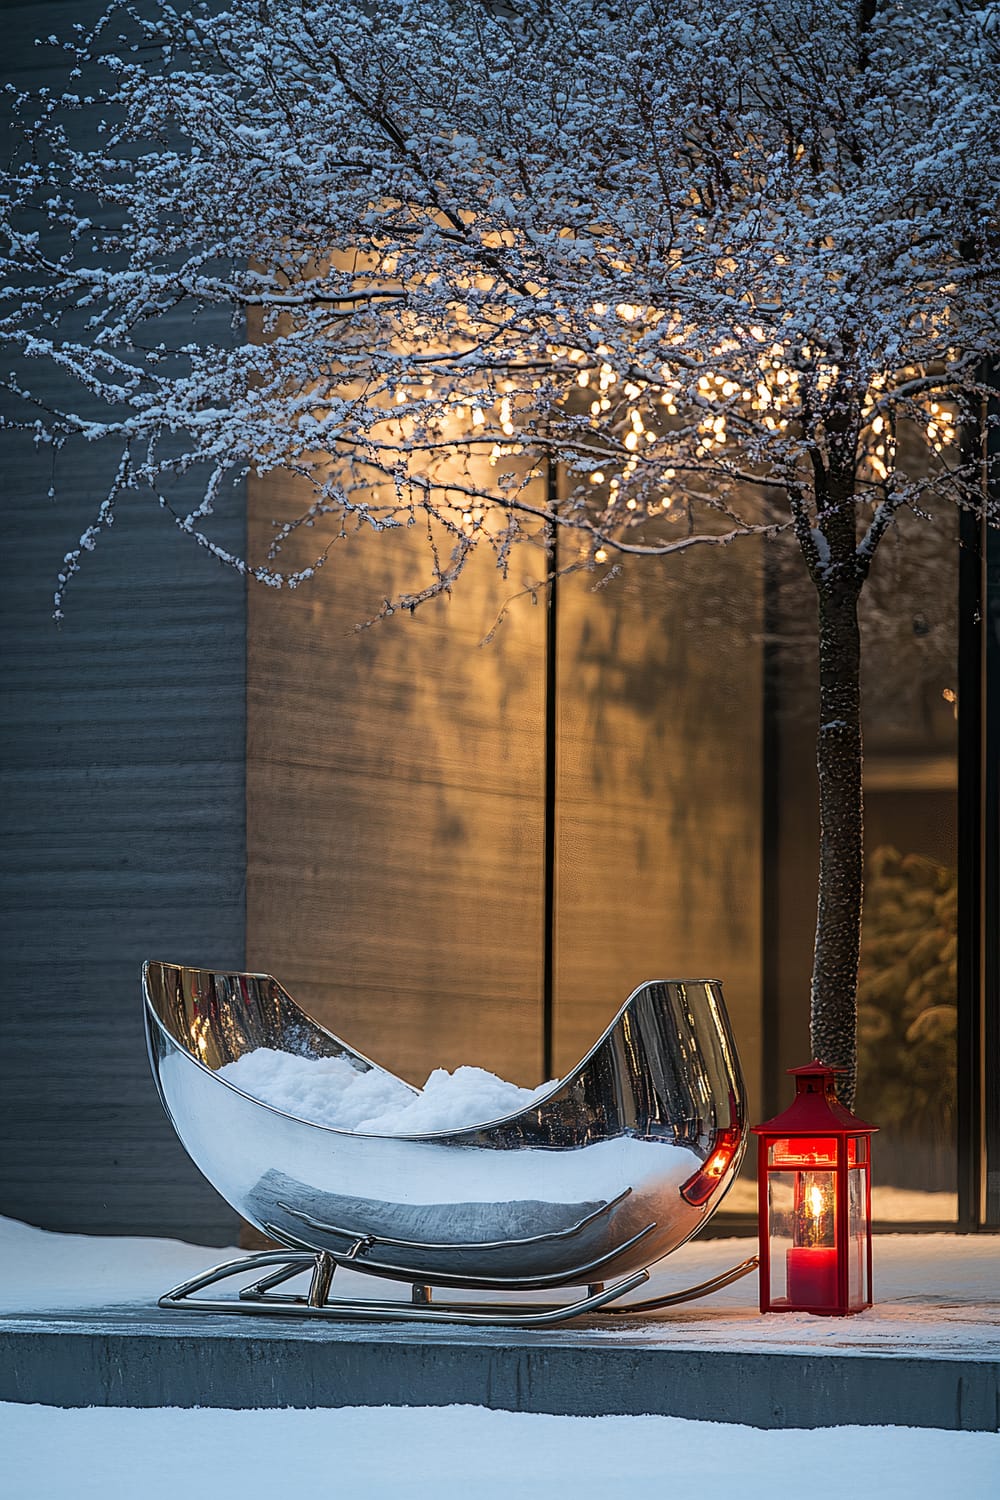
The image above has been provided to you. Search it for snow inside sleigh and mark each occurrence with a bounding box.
[143,961,755,1324]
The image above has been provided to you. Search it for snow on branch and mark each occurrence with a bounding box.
[2,0,999,614]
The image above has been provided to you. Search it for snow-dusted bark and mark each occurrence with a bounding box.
[813,538,865,1097]
[3,0,1000,1095]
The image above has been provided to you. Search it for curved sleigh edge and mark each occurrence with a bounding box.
[142,960,730,1141]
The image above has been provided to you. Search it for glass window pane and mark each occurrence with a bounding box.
[857,500,958,1221]
[761,497,958,1226]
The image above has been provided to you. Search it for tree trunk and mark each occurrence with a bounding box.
[810,579,864,1106]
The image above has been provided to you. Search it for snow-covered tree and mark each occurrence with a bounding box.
[3,0,999,1101]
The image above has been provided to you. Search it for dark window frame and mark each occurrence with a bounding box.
[957,381,1000,1232]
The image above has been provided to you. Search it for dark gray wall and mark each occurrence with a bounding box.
[0,2,244,1242]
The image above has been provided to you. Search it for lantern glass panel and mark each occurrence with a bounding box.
[787,1169,838,1307]
[848,1163,868,1309]
[766,1170,795,1303]
[769,1136,866,1169]
[769,1136,837,1169]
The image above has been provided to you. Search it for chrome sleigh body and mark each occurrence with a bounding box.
[143,961,754,1324]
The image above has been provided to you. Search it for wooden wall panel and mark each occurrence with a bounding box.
[247,477,764,1106]
[552,544,764,1115]
[0,7,245,1247]
[247,474,547,1087]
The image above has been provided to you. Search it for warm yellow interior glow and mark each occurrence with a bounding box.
[807,1181,827,1221]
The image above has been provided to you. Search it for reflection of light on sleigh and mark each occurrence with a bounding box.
[144,962,756,1324]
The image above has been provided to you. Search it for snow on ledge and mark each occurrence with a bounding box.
[0,1215,996,1360]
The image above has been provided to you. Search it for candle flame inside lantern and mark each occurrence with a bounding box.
[797,1174,835,1247]
[807,1182,826,1221]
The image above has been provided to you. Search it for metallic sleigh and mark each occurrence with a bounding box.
[143,961,754,1324]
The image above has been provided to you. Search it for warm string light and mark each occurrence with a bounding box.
[393,307,959,560]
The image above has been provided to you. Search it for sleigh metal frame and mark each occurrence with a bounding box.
[144,962,754,1325]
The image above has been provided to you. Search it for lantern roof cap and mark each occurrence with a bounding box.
[751,1061,877,1136]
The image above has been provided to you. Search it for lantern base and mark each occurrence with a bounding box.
[763,1297,872,1318]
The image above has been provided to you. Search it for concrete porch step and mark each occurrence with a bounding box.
[1,1302,997,1430]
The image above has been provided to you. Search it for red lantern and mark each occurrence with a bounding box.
[752,1063,877,1316]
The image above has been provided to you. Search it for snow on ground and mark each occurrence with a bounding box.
[1,1403,997,1500]
[0,1214,240,1314]
[867,1186,959,1221]
[602,1233,1000,1358]
[1,1217,996,1497]
[0,1215,996,1359]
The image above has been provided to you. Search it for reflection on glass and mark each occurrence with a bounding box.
[767,1170,794,1304]
[848,1166,867,1309]
[858,847,957,1219]
[855,498,958,1221]
[710,491,959,1227]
